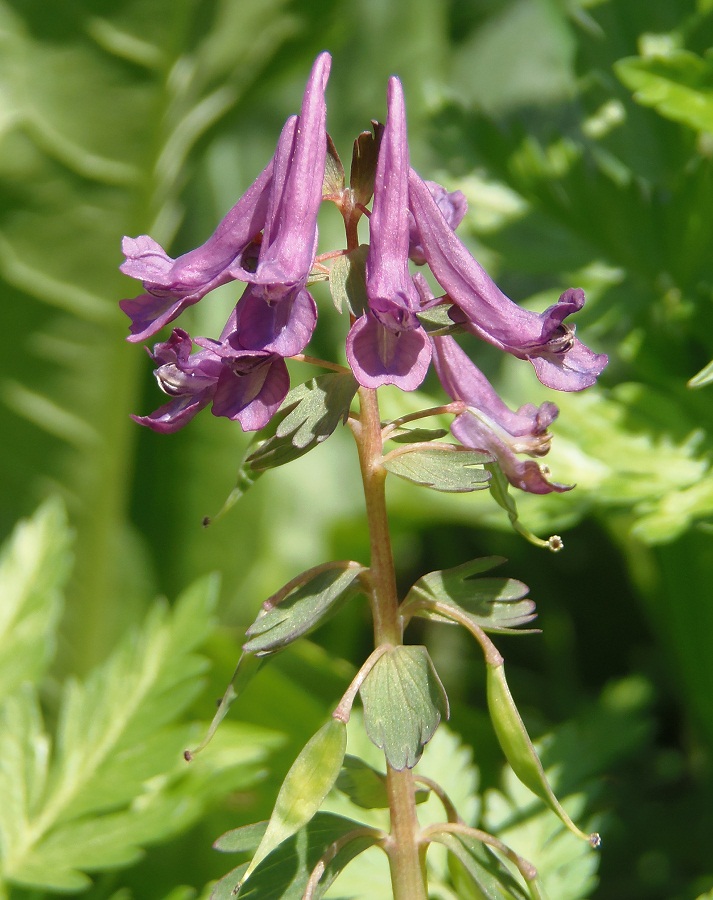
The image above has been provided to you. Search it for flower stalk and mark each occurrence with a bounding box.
[350,384,428,899]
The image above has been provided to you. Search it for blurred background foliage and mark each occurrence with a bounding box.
[2,0,713,896]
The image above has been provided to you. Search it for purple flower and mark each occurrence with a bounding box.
[346,77,431,390]
[237,51,331,293]
[133,321,290,434]
[119,163,273,343]
[408,170,607,391]
[432,335,572,494]
[120,52,331,344]
[408,181,467,265]
[231,282,318,357]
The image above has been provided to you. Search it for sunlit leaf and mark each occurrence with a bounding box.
[431,830,530,900]
[403,556,537,634]
[0,575,278,891]
[243,719,347,881]
[243,562,366,656]
[0,499,70,698]
[211,813,376,900]
[383,446,491,493]
[360,645,449,770]
[615,49,713,134]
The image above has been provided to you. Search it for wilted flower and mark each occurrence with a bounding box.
[432,335,572,494]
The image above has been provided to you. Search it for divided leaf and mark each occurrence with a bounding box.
[403,556,537,635]
[0,499,70,699]
[383,446,492,493]
[244,373,358,473]
[243,563,366,656]
[615,48,713,135]
[360,645,449,770]
[0,575,275,892]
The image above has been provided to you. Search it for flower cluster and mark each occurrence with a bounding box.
[120,51,606,491]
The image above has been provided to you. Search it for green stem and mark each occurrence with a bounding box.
[351,386,428,900]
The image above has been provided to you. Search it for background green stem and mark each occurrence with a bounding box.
[353,386,428,900]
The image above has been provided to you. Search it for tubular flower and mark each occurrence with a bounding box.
[432,335,572,494]
[134,323,290,434]
[407,170,607,391]
[120,51,331,344]
[346,76,431,390]
[408,180,467,265]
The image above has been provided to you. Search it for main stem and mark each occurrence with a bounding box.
[353,386,428,900]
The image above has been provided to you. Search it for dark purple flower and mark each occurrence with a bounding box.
[347,76,431,390]
[432,335,572,494]
[120,52,331,344]
[408,169,607,391]
[134,323,289,434]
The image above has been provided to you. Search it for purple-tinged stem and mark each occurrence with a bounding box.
[350,385,428,900]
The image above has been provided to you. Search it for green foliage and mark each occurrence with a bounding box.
[224,372,359,514]
[240,718,347,883]
[328,245,369,316]
[335,755,429,809]
[360,645,449,770]
[0,503,281,894]
[213,812,378,900]
[430,831,531,900]
[3,0,713,897]
[403,556,537,635]
[383,446,492,493]
[243,562,366,657]
[615,44,713,135]
[0,498,69,697]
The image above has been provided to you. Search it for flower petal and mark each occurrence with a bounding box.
[408,180,467,265]
[432,335,570,494]
[408,170,607,390]
[211,355,290,430]
[366,76,420,315]
[249,52,331,288]
[132,392,212,434]
[346,312,431,390]
[233,284,317,357]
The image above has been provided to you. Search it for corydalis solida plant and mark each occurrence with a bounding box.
[121,52,605,900]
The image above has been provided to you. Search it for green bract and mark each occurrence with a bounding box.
[403,556,537,635]
[360,645,449,770]
[243,563,366,656]
[383,445,492,492]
